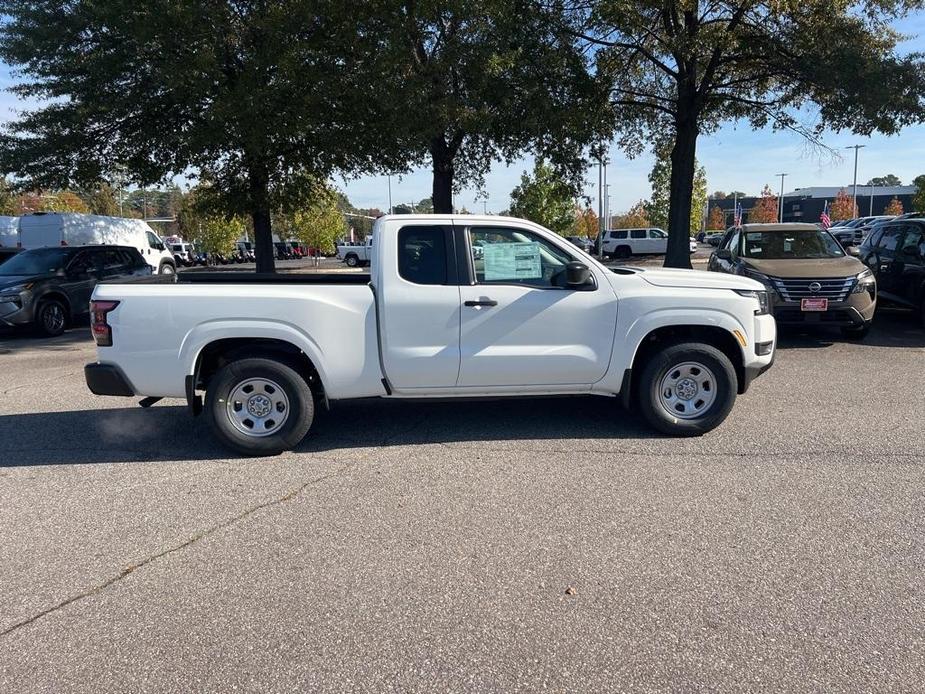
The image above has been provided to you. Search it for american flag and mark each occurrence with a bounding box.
[820,201,831,229]
[733,202,743,227]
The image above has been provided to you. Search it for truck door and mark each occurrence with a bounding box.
[457,224,617,387]
[377,224,461,389]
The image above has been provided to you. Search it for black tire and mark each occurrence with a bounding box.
[840,322,871,339]
[205,357,315,456]
[345,254,359,267]
[159,261,176,275]
[35,298,67,337]
[614,246,632,259]
[637,341,737,436]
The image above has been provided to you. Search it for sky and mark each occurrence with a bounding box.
[1,10,924,216]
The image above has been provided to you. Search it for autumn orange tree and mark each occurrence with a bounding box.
[884,196,904,216]
[707,205,725,229]
[829,189,857,221]
[749,185,778,223]
[572,205,599,238]
[611,200,651,229]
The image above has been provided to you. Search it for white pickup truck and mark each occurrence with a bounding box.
[336,237,373,267]
[85,215,776,455]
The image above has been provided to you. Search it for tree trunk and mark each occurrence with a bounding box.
[665,115,699,269]
[248,164,275,273]
[430,136,454,214]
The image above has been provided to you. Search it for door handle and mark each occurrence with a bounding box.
[464,299,498,307]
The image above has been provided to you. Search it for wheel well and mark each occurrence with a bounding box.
[37,291,72,316]
[630,325,745,395]
[195,338,323,396]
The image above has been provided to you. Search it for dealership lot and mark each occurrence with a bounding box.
[1,314,924,692]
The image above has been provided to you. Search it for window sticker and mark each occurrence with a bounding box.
[483,242,542,280]
[746,232,762,240]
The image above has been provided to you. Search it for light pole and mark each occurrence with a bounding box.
[776,173,787,222]
[592,154,608,260]
[387,175,393,214]
[845,144,865,218]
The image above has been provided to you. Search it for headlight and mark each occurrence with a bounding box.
[0,284,29,301]
[741,268,773,290]
[852,268,875,294]
[734,289,770,315]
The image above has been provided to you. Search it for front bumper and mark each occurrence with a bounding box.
[85,363,135,396]
[771,301,872,327]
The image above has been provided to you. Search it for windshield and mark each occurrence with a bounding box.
[0,247,71,275]
[740,230,844,259]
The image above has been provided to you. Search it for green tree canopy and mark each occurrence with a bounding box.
[369,0,602,213]
[866,174,902,187]
[508,161,576,235]
[562,0,925,267]
[648,141,707,235]
[277,183,347,255]
[912,174,925,213]
[0,0,400,272]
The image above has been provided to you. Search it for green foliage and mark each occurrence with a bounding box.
[277,183,347,255]
[176,186,243,255]
[648,143,707,235]
[912,175,925,213]
[508,161,576,235]
[0,0,399,271]
[85,183,119,216]
[574,0,925,267]
[0,179,16,216]
[370,0,601,212]
[866,174,902,187]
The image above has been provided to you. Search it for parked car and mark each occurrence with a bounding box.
[705,230,725,247]
[0,248,19,267]
[336,236,373,267]
[858,218,925,324]
[830,216,895,247]
[708,223,876,338]
[0,245,151,336]
[18,213,176,275]
[85,214,776,455]
[601,228,698,258]
[168,242,196,266]
[565,235,593,253]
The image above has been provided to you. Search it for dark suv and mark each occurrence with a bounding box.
[858,219,925,324]
[0,245,151,336]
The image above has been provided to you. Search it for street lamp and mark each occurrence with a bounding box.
[845,144,865,218]
[776,173,787,222]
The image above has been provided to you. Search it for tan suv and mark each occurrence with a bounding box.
[708,223,876,338]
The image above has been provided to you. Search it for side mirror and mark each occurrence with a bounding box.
[565,261,591,287]
[847,246,860,257]
[715,248,732,260]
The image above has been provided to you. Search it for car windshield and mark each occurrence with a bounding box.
[0,247,71,275]
[740,230,844,259]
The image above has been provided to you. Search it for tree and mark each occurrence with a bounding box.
[568,1,925,268]
[648,142,707,234]
[911,174,925,213]
[866,175,902,187]
[508,161,576,235]
[85,183,119,216]
[884,196,904,216]
[750,185,778,224]
[279,184,348,255]
[177,186,243,255]
[0,1,398,272]
[373,1,601,213]
[830,188,857,221]
[611,200,650,229]
[0,179,17,216]
[572,205,599,238]
[707,205,726,230]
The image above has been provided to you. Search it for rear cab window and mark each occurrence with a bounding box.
[397,226,449,285]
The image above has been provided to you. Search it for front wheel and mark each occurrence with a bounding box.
[159,261,176,275]
[637,341,737,436]
[205,358,315,456]
[36,298,67,337]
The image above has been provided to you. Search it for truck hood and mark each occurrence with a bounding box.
[630,266,764,291]
[740,256,865,278]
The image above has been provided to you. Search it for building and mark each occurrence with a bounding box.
[709,185,917,226]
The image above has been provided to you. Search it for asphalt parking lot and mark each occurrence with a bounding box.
[1,309,924,692]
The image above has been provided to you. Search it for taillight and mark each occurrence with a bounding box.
[90,300,119,346]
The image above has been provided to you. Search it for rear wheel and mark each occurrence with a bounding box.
[637,341,737,436]
[205,357,314,456]
[614,245,631,259]
[36,298,67,337]
[345,254,359,267]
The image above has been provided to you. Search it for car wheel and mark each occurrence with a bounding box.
[345,254,359,267]
[36,298,67,337]
[637,341,737,436]
[614,246,631,259]
[840,322,871,339]
[206,357,315,456]
[159,261,176,275]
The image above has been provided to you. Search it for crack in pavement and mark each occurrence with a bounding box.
[0,462,351,638]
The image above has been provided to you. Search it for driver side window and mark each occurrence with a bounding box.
[469,227,574,289]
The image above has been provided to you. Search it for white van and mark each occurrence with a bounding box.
[0,216,18,248]
[18,213,176,274]
[602,227,698,259]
